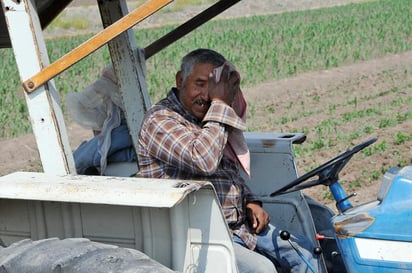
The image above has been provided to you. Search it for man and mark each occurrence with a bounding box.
[138,48,319,273]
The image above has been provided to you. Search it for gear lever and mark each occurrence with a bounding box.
[280,230,319,273]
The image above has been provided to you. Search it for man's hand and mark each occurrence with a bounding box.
[208,63,240,105]
[246,202,270,234]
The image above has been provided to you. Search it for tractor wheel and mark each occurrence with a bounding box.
[0,237,177,273]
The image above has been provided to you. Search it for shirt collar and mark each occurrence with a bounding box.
[165,88,202,124]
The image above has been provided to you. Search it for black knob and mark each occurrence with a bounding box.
[279,230,290,240]
[313,247,322,255]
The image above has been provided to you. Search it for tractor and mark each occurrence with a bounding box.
[0,0,411,272]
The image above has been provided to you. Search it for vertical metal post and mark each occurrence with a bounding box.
[98,0,151,168]
[1,0,75,175]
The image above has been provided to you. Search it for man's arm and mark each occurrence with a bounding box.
[140,109,228,175]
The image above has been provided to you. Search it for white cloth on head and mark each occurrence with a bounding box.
[212,62,251,178]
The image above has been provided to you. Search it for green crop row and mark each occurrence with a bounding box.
[0,0,411,139]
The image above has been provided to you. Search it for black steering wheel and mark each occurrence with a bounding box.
[270,137,377,196]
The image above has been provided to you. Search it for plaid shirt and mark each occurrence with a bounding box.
[138,88,260,250]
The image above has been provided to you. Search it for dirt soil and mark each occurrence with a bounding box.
[1,0,411,211]
[243,51,412,210]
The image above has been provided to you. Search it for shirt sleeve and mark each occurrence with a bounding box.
[140,108,228,176]
[203,101,246,131]
[243,183,263,206]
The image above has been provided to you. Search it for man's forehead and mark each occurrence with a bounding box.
[191,63,213,77]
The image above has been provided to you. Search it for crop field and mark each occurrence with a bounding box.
[0,0,410,138]
[0,0,410,205]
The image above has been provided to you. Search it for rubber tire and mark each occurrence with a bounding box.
[0,237,177,273]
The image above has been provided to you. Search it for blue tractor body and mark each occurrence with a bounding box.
[333,166,412,272]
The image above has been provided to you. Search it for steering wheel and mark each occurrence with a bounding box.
[270,137,377,196]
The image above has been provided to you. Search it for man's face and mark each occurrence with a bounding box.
[176,63,214,120]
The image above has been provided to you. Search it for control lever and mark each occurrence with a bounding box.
[336,192,357,212]
[280,230,319,273]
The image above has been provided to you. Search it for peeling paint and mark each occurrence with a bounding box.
[261,139,277,148]
[334,212,375,239]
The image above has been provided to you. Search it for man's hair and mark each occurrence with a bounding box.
[180,48,226,86]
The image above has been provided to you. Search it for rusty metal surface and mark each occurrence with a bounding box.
[334,212,375,239]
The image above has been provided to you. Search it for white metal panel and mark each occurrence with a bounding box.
[242,132,327,271]
[355,237,412,263]
[0,186,237,272]
[242,132,304,194]
[0,200,31,244]
[98,0,151,165]
[80,204,142,248]
[1,0,75,175]
[244,132,306,153]
[0,171,209,208]
[182,189,238,273]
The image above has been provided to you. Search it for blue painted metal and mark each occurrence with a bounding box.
[330,182,353,212]
[332,166,412,272]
